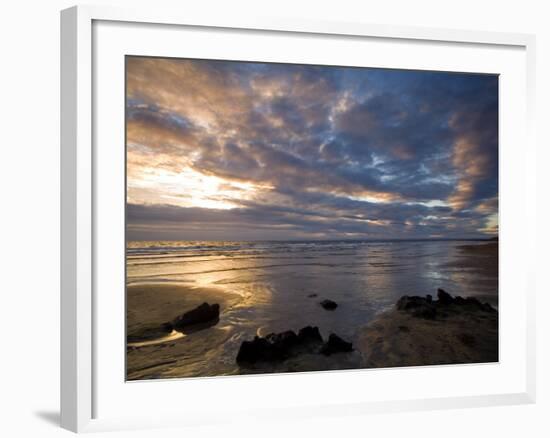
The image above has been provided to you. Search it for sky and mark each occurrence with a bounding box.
[126,56,498,241]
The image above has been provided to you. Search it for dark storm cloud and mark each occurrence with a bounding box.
[126,57,498,240]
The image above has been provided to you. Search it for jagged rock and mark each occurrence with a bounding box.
[236,325,353,365]
[396,296,426,310]
[320,299,338,310]
[236,336,281,363]
[236,326,325,364]
[397,289,497,320]
[321,334,353,356]
[172,302,220,331]
[437,288,454,305]
[453,295,497,313]
[297,326,323,344]
[265,330,299,351]
[482,302,497,313]
[396,295,436,319]
[454,296,466,305]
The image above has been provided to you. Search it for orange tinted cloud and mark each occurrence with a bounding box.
[126,57,498,240]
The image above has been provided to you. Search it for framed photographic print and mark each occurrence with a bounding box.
[61,5,536,433]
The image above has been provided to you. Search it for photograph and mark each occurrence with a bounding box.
[125,56,499,380]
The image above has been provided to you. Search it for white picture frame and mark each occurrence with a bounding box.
[60,4,537,433]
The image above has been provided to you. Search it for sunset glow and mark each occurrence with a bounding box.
[126,57,498,241]
[128,165,272,210]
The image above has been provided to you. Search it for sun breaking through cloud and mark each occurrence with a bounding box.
[126,57,498,241]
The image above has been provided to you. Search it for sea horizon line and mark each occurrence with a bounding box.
[126,236,498,244]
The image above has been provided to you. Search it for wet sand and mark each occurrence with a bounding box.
[126,240,499,379]
[444,242,498,306]
[236,291,498,374]
[357,302,498,368]
[126,283,242,380]
[447,241,498,280]
[355,242,498,369]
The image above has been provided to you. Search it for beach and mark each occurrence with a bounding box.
[126,240,498,380]
[127,283,243,379]
[357,290,498,368]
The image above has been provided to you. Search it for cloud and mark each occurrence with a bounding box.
[447,96,499,211]
[125,57,499,240]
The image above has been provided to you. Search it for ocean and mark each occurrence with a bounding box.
[126,239,498,379]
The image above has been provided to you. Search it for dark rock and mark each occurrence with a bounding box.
[161,322,173,333]
[413,306,436,320]
[482,302,497,313]
[265,330,299,351]
[437,288,454,305]
[236,325,355,365]
[398,325,410,333]
[307,293,318,298]
[297,326,323,344]
[396,295,436,319]
[394,289,498,328]
[320,299,338,310]
[454,296,466,305]
[453,296,489,312]
[466,297,493,312]
[321,334,353,356]
[465,297,485,310]
[236,336,281,364]
[236,326,325,365]
[172,302,220,331]
[466,298,496,313]
[397,295,426,310]
[450,295,496,313]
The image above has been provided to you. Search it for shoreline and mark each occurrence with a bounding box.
[356,290,498,368]
[232,289,498,374]
[126,283,243,380]
[126,242,498,379]
[446,241,498,285]
[126,284,499,379]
